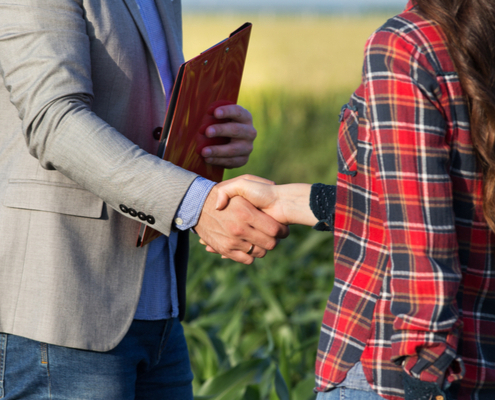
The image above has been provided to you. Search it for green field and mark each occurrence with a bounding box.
[183,14,387,94]
[181,14,393,400]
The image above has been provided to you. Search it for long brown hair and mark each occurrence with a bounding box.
[414,0,495,232]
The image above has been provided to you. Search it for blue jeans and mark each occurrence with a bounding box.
[316,362,453,400]
[316,362,384,400]
[316,388,385,400]
[0,318,193,399]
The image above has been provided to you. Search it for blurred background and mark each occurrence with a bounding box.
[181,1,407,399]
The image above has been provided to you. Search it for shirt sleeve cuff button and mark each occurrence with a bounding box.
[175,217,183,226]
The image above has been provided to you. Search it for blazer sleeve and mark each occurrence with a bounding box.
[0,0,197,236]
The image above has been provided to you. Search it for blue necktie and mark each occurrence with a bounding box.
[136,0,174,104]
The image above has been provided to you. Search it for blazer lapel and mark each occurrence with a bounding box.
[122,0,185,78]
[122,0,154,57]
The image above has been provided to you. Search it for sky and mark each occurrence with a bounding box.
[182,0,408,14]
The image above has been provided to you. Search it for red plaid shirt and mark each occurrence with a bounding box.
[315,2,495,399]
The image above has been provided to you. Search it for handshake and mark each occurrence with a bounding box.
[194,175,317,264]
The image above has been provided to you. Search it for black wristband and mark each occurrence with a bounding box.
[309,183,336,231]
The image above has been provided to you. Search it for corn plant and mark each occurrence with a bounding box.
[185,89,346,399]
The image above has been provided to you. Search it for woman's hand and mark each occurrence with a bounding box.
[215,175,317,226]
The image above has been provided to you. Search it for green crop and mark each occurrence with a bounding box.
[182,12,395,400]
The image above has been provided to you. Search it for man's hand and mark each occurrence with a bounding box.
[194,185,289,264]
[215,175,318,227]
[201,104,256,168]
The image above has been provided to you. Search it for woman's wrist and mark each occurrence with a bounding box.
[277,184,316,226]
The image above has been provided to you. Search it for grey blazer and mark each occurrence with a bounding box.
[0,0,198,351]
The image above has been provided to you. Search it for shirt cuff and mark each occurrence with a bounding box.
[399,352,464,386]
[174,176,216,231]
[391,322,465,386]
[309,183,336,231]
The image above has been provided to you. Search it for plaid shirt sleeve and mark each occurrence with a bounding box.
[364,27,464,383]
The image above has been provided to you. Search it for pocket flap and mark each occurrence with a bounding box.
[3,180,104,218]
[337,104,359,176]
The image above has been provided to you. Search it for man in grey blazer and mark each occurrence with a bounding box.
[0,0,288,398]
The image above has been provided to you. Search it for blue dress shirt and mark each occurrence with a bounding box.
[134,0,215,320]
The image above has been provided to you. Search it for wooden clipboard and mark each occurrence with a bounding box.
[137,22,252,247]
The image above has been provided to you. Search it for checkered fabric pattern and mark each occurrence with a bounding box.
[315,2,495,399]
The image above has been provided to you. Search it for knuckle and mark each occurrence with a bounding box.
[266,239,277,250]
[218,157,234,169]
[226,146,239,157]
[243,174,257,180]
[264,238,277,251]
[265,224,281,238]
[230,224,245,237]
[246,127,257,141]
[241,208,254,221]
[240,106,252,120]
[231,200,252,219]
[231,254,245,263]
[235,156,249,168]
[230,124,243,138]
[212,158,226,167]
[257,249,267,258]
[233,106,243,120]
[224,239,238,253]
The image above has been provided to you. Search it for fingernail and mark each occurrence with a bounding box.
[202,148,212,157]
[205,126,215,137]
[215,109,224,118]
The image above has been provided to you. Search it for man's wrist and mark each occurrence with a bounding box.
[174,177,216,231]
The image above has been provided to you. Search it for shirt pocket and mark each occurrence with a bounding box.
[337,103,359,177]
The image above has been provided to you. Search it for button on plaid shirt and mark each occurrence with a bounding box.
[315,2,495,399]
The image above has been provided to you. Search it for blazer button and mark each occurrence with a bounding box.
[147,215,156,225]
[120,204,129,213]
[138,212,147,221]
[152,127,162,140]
[128,208,138,217]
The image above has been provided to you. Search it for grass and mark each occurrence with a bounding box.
[180,13,396,400]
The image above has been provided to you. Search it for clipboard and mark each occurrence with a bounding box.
[137,22,252,247]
